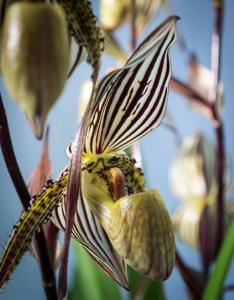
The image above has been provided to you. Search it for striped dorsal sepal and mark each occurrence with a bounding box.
[84,16,179,154]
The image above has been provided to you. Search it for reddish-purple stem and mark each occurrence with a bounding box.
[58,85,96,299]
[223,284,234,292]
[175,251,204,300]
[170,77,212,110]
[0,95,58,300]
[131,0,137,51]
[58,128,82,300]
[210,0,225,253]
[214,119,224,251]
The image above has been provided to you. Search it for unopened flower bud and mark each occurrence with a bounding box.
[100,0,129,31]
[1,2,69,138]
[100,0,163,33]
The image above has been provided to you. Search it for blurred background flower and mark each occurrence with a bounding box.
[170,133,231,206]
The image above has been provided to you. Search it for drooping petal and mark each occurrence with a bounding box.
[51,169,129,289]
[54,0,104,82]
[84,16,178,154]
[0,176,67,289]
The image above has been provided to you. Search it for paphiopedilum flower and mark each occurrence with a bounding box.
[170,133,231,206]
[0,16,178,289]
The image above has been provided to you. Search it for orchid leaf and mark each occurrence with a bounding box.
[203,220,234,300]
[129,267,165,300]
[144,282,165,300]
[68,241,122,300]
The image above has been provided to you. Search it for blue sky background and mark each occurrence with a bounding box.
[0,0,234,299]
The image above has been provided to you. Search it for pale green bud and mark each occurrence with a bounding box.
[1,2,69,138]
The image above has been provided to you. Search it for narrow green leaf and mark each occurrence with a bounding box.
[203,220,234,300]
[129,267,165,300]
[128,266,139,289]
[69,241,122,300]
[144,282,166,300]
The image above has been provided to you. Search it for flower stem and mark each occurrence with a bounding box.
[0,94,58,300]
[176,251,204,300]
[131,0,137,51]
[214,120,224,252]
[210,0,225,253]
[170,77,212,110]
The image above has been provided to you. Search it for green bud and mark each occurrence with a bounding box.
[100,0,129,31]
[100,0,163,33]
[1,2,69,138]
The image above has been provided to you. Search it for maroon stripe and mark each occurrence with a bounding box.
[111,55,170,151]
[104,33,172,151]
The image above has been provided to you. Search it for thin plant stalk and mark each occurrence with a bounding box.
[210,0,225,253]
[170,77,212,110]
[223,284,234,292]
[131,0,137,50]
[0,94,58,300]
[58,85,97,300]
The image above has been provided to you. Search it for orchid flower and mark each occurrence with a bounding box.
[0,16,178,290]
